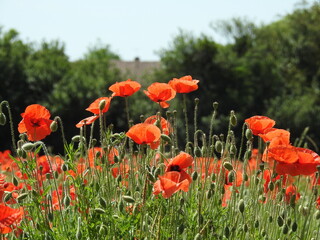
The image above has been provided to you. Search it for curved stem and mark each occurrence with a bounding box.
[183,94,189,144]
[0,101,17,154]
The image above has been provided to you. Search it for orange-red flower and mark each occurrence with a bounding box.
[76,115,99,128]
[168,75,199,93]
[0,204,23,234]
[144,82,176,108]
[259,128,290,148]
[153,171,190,198]
[126,123,161,147]
[86,97,112,115]
[109,79,141,97]
[18,104,53,141]
[144,115,172,136]
[165,152,193,183]
[284,185,300,204]
[245,116,275,135]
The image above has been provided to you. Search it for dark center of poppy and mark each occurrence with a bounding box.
[31,119,41,127]
[169,165,181,172]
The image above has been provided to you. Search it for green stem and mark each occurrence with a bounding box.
[183,94,190,144]
[125,97,131,128]
[0,101,17,154]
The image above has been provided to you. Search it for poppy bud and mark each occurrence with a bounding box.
[223,162,233,171]
[116,174,122,184]
[72,135,81,142]
[211,174,216,182]
[54,171,59,179]
[99,99,106,111]
[268,216,273,223]
[17,193,29,203]
[99,197,107,209]
[63,195,71,207]
[315,210,320,220]
[4,192,12,202]
[194,147,202,157]
[215,141,223,153]
[291,221,298,232]
[118,200,124,212]
[254,220,259,228]
[230,144,237,155]
[206,189,213,199]
[228,171,235,183]
[245,129,253,140]
[194,98,200,104]
[192,171,198,181]
[238,199,245,214]
[282,224,289,234]
[213,102,219,110]
[48,211,54,222]
[243,224,248,232]
[50,121,58,132]
[91,138,97,146]
[13,176,19,186]
[244,150,252,160]
[243,173,249,182]
[76,218,82,240]
[140,115,145,122]
[122,195,135,203]
[268,181,275,191]
[99,224,106,235]
[260,229,266,237]
[210,182,216,190]
[161,134,171,143]
[22,142,35,152]
[0,112,6,125]
[61,163,68,172]
[147,171,155,182]
[178,224,185,235]
[230,111,237,126]
[95,208,106,214]
[224,226,230,238]
[277,216,284,227]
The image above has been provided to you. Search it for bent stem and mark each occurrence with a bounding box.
[0,101,17,154]
[54,116,67,151]
[183,94,190,144]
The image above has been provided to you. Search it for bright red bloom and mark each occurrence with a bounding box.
[153,171,190,198]
[0,204,23,234]
[18,104,53,141]
[144,115,172,136]
[168,75,199,93]
[245,116,276,135]
[165,152,193,183]
[284,185,300,204]
[86,97,112,115]
[126,123,161,147]
[109,79,141,97]
[76,115,99,128]
[144,82,176,108]
[259,128,290,148]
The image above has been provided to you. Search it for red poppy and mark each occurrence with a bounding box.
[0,204,23,234]
[168,75,199,93]
[144,115,172,136]
[109,79,141,97]
[284,185,300,204]
[144,82,176,108]
[259,128,290,148]
[18,104,53,141]
[153,171,190,198]
[126,123,161,147]
[76,115,99,128]
[245,116,276,135]
[86,97,112,115]
[165,152,193,183]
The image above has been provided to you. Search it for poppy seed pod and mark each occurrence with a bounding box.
[17,193,29,203]
[22,142,35,152]
[99,100,106,111]
[230,111,237,126]
[50,121,58,132]
[238,199,245,214]
[245,129,253,140]
[215,141,223,153]
[213,102,219,110]
[223,162,233,171]
[0,112,6,125]
[122,195,135,203]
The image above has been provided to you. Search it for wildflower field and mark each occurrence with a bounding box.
[0,76,319,240]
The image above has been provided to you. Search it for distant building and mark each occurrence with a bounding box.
[112,57,160,82]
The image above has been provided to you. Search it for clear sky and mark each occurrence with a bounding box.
[0,0,310,61]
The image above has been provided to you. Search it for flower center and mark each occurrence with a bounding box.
[169,165,181,172]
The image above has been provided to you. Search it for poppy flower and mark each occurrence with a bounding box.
[144,82,176,108]
[76,115,99,128]
[245,116,276,135]
[86,97,112,115]
[168,75,199,93]
[165,152,193,183]
[284,185,300,204]
[126,123,161,147]
[18,104,53,141]
[0,204,23,234]
[153,171,190,198]
[109,79,141,97]
[258,128,290,148]
[144,115,172,136]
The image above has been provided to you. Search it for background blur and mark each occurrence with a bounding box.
[1,1,319,152]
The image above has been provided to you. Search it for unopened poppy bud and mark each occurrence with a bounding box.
[223,162,233,171]
[192,171,198,181]
[22,142,35,152]
[194,147,202,157]
[290,194,297,208]
[54,171,59,179]
[0,112,6,125]
[254,220,259,228]
[277,216,284,227]
[99,197,107,209]
[50,121,58,132]
[99,100,106,111]
[194,98,200,105]
[213,102,219,110]
[315,210,320,220]
[116,174,122,183]
[4,192,12,202]
[238,199,245,214]
[17,193,29,203]
[72,135,81,142]
[206,189,213,199]
[64,195,71,207]
[268,181,275,191]
[245,129,253,140]
[91,138,97,146]
[211,174,216,182]
[48,211,54,222]
[13,176,19,186]
[230,111,237,126]
[147,171,155,182]
[178,224,185,235]
[210,182,216,190]
[95,208,106,214]
[230,144,237,155]
[291,222,298,232]
[261,229,266,237]
[244,150,252,160]
[243,224,248,232]
[61,163,68,172]
[215,141,223,153]
[17,149,24,158]
[161,134,171,143]
[228,171,235,183]
[268,216,273,223]
[99,224,106,235]
[118,200,124,212]
[122,195,135,203]
[243,173,249,181]
[282,224,289,234]
[140,115,145,122]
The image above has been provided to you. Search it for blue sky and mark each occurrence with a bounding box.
[0,0,311,61]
